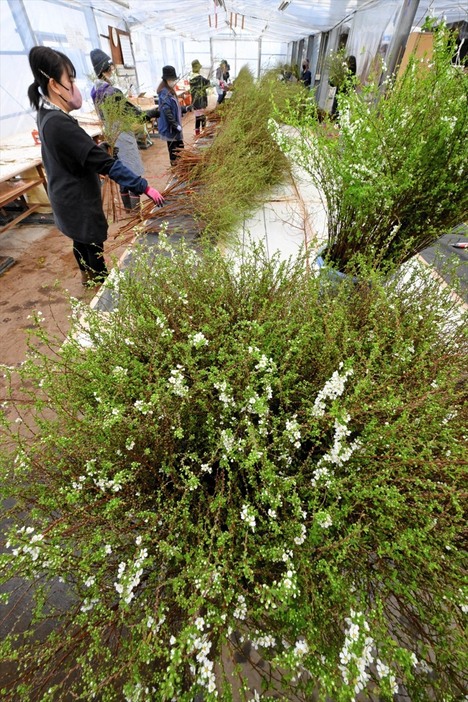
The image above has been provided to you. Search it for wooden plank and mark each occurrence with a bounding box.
[0,177,44,208]
[0,203,41,234]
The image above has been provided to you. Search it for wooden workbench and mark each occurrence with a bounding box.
[0,115,102,234]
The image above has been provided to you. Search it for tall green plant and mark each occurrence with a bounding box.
[187,66,303,238]
[274,26,468,272]
[0,238,466,700]
[326,47,349,88]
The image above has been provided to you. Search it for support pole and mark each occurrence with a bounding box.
[381,0,420,82]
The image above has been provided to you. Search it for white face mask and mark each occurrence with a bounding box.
[167,80,176,88]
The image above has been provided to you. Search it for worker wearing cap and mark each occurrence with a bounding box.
[189,60,211,136]
[90,48,159,211]
[215,60,231,105]
[157,66,184,166]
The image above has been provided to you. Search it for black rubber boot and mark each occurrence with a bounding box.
[120,192,132,212]
[129,194,140,210]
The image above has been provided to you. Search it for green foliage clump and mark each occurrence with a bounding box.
[275,26,468,272]
[0,237,466,700]
[188,66,304,239]
[326,47,350,88]
[98,93,145,151]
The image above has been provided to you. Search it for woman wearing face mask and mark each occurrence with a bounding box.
[90,49,159,211]
[27,46,164,286]
[157,66,184,167]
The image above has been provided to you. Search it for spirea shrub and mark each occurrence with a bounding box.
[274,25,468,272]
[0,237,467,701]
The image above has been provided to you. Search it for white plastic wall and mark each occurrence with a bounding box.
[0,0,186,139]
[0,0,115,139]
[346,0,402,82]
[0,0,289,140]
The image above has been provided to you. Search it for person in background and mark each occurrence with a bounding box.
[215,60,231,105]
[157,65,184,166]
[300,58,312,88]
[189,59,211,136]
[27,46,164,286]
[330,55,357,120]
[90,48,159,212]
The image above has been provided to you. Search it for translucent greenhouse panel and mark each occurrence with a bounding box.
[182,39,212,78]
[211,39,260,79]
[235,40,260,78]
[130,28,154,94]
[0,2,32,139]
[211,39,237,75]
[1,54,37,140]
[1,2,24,51]
[346,0,401,82]
[260,40,288,73]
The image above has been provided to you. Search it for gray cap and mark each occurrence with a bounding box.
[91,49,113,77]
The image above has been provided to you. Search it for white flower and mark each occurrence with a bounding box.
[221,429,236,456]
[233,594,247,620]
[311,366,354,417]
[190,331,209,347]
[285,416,301,445]
[317,513,333,529]
[214,380,234,406]
[294,639,309,656]
[294,523,307,545]
[134,399,153,415]
[194,617,205,631]
[252,633,276,649]
[376,659,390,678]
[196,639,212,661]
[198,657,214,677]
[81,597,98,612]
[240,504,256,531]
[168,367,188,397]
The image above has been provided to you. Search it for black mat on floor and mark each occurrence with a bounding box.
[0,256,15,275]
[420,224,468,301]
[0,206,55,227]
[93,222,201,314]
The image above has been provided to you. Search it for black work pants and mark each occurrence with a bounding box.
[72,240,108,276]
[195,114,206,131]
[167,138,184,166]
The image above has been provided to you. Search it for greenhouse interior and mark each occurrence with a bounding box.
[0,0,467,700]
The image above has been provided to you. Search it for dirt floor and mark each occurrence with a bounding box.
[0,109,199,371]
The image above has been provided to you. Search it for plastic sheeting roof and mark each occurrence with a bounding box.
[82,0,468,42]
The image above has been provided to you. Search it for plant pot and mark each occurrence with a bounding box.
[314,247,358,284]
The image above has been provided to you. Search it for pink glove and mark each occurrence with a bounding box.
[145,186,164,207]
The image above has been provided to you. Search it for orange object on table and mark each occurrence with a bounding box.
[175,80,192,108]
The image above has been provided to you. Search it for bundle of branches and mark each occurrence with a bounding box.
[119,67,306,242]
